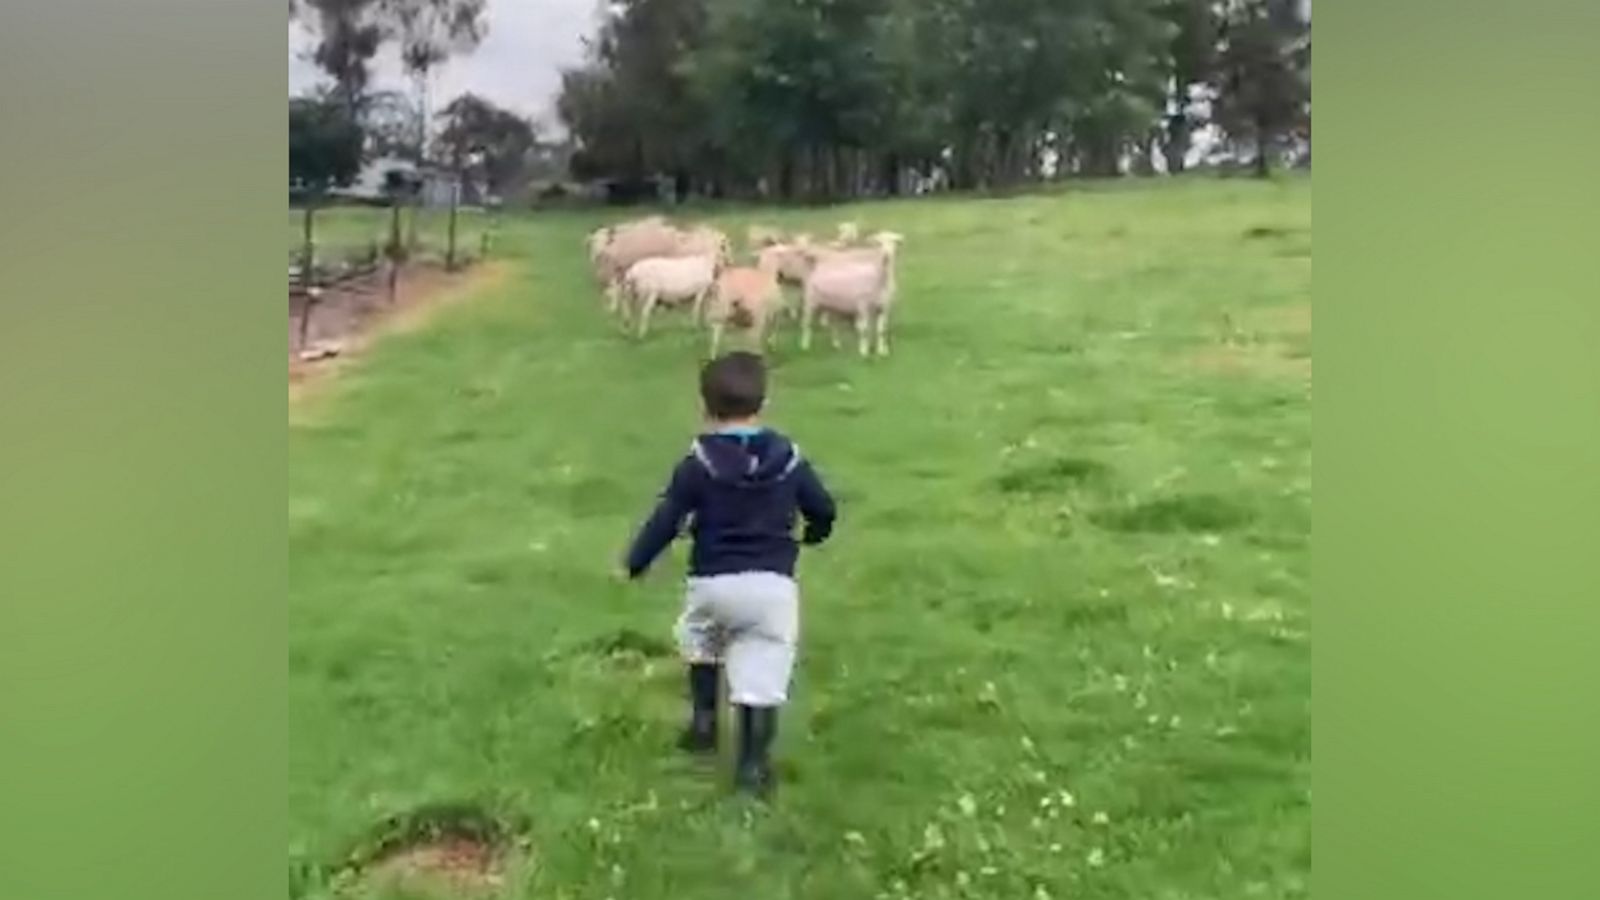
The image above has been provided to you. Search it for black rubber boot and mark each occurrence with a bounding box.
[677,663,720,754]
[734,704,779,797]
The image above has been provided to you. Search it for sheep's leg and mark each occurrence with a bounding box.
[612,283,630,332]
[829,314,843,351]
[856,309,872,358]
[709,321,723,358]
[637,290,658,340]
[800,302,815,351]
[764,309,779,347]
[874,305,891,357]
[693,289,710,328]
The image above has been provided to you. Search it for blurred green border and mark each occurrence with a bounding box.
[4,2,1598,899]
[1,3,287,900]
[1318,2,1599,898]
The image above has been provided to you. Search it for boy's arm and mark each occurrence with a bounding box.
[623,460,700,578]
[795,461,837,546]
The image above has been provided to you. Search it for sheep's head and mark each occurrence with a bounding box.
[836,221,861,243]
[872,231,905,257]
[747,225,782,248]
[756,246,784,274]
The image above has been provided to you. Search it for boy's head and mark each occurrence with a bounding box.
[700,352,767,422]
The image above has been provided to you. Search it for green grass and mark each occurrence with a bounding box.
[290,177,1311,899]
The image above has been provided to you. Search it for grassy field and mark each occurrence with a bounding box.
[290,177,1311,899]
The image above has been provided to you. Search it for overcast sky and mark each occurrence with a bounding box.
[289,0,598,129]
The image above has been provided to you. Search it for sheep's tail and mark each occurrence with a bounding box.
[729,299,755,329]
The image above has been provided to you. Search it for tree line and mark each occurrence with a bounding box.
[557,0,1310,201]
[288,1,554,203]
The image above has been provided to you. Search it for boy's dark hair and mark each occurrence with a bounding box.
[700,352,767,419]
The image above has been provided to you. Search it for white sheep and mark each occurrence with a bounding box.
[620,252,721,339]
[598,221,684,310]
[599,223,732,314]
[800,232,904,357]
[588,215,668,267]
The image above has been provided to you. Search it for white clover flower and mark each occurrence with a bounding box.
[1088,847,1106,867]
[1092,811,1110,826]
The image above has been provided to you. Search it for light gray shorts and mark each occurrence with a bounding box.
[677,572,800,707]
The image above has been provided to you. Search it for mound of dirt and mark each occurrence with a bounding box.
[356,835,508,897]
[328,804,530,899]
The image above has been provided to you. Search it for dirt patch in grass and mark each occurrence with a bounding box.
[357,837,506,897]
[331,803,528,899]
[1188,343,1311,380]
[1186,303,1311,380]
[289,261,508,408]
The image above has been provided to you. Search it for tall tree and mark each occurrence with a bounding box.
[599,0,712,197]
[1214,0,1309,176]
[380,0,488,161]
[289,96,366,200]
[437,93,539,198]
[550,0,1309,194]
[289,95,366,282]
[300,1,386,114]
[691,0,891,199]
[361,89,423,159]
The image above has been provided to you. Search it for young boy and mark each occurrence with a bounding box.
[622,352,837,796]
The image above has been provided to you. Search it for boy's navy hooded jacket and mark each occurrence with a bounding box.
[625,428,836,578]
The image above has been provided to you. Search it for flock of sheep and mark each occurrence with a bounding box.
[585,216,906,358]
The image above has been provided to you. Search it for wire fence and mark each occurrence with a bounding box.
[287,204,496,287]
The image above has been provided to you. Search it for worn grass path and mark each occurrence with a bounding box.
[290,178,1311,899]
